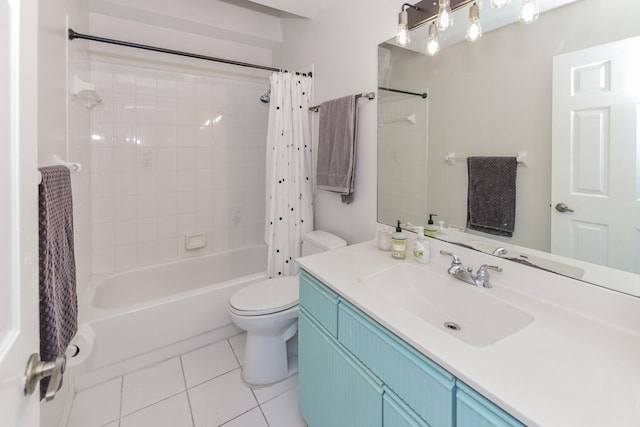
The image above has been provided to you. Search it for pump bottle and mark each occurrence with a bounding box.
[391,220,407,259]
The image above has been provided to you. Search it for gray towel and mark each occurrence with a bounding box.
[466,157,517,237]
[38,166,77,400]
[316,96,358,204]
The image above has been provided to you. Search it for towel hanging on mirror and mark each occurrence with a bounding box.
[466,156,517,237]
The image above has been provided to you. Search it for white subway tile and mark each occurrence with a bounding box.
[114,220,137,246]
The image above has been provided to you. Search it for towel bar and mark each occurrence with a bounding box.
[445,151,527,167]
[37,155,82,184]
[309,92,375,112]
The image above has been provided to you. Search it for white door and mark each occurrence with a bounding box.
[0,0,41,425]
[551,36,640,272]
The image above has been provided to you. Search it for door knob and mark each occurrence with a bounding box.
[24,353,66,401]
[555,203,575,213]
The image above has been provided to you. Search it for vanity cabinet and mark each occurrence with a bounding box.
[299,269,526,427]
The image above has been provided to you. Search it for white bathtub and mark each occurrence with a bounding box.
[79,245,267,376]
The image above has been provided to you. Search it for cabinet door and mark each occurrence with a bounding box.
[299,309,383,427]
[456,382,526,427]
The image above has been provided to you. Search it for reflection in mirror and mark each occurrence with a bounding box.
[378,0,640,296]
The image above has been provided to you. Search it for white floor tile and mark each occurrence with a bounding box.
[67,378,122,427]
[261,387,306,427]
[228,333,246,366]
[189,369,257,427]
[221,408,268,427]
[102,422,119,427]
[181,340,239,388]
[121,357,185,416]
[120,392,192,427]
[252,374,298,404]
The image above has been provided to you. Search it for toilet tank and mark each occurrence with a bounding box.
[301,230,347,257]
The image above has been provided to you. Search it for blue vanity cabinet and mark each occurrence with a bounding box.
[455,381,526,427]
[298,309,383,427]
[299,269,526,427]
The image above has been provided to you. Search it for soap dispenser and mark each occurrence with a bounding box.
[413,226,430,264]
[425,213,438,237]
[391,220,407,260]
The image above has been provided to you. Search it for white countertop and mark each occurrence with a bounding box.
[296,239,640,427]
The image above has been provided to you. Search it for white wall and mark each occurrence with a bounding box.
[279,0,407,244]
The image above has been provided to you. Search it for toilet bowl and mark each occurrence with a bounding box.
[228,230,346,386]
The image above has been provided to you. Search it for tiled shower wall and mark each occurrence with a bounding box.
[90,61,268,275]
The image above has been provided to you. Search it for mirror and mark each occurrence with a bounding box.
[378,0,640,297]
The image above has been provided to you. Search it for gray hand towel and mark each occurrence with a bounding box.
[316,96,358,204]
[38,166,77,399]
[466,157,517,237]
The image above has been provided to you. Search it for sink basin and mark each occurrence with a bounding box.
[362,263,534,346]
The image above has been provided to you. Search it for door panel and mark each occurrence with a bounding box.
[552,36,640,273]
[0,0,40,425]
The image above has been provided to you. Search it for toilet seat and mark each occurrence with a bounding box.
[229,277,299,316]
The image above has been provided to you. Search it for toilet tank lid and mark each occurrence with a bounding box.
[303,230,347,250]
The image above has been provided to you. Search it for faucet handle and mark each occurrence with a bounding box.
[439,250,461,264]
[477,264,502,273]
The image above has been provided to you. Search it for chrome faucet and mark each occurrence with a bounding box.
[440,250,502,288]
[492,247,508,257]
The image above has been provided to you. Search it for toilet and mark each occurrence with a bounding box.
[228,230,346,386]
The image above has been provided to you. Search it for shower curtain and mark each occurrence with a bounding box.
[265,72,314,278]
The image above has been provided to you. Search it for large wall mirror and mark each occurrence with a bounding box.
[378,0,640,297]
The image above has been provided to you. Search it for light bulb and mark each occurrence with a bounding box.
[466,4,482,42]
[426,22,440,56]
[396,10,410,46]
[519,0,539,24]
[436,0,454,31]
[491,0,511,8]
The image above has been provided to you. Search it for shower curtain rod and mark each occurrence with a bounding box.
[309,92,375,112]
[378,86,427,98]
[68,29,312,77]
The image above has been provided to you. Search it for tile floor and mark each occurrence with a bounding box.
[66,334,307,427]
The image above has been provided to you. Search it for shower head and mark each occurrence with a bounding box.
[260,88,270,104]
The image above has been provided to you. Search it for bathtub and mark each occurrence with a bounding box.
[78,245,267,377]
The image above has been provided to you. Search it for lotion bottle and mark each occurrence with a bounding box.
[391,220,407,259]
[412,226,430,264]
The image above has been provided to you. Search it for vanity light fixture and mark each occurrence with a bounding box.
[436,0,454,30]
[490,0,511,8]
[519,0,540,23]
[466,3,482,42]
[396,7,411,46]
[399,0,541,56]
[426,22,440,56]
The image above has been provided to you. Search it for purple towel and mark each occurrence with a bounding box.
[38,166,77,399]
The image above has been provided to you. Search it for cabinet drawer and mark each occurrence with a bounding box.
[456,381,526,427]
[299,269,339,337]
[338,301,455,427]
[384,388,432,427]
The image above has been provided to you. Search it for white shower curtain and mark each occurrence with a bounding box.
[264,72,314,278]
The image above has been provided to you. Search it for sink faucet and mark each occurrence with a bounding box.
[439,250,502,288]
[492,247,508,257]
